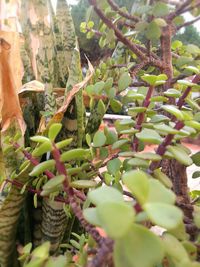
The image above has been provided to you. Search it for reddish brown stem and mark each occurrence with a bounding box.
[177,74,200,108]
[132,85,154,151]
[148,120,184,172]
[5,178,69,204]
[107,0,139,22]
[13,142,54,179]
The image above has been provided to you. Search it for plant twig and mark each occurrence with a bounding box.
[132,85,154,151]
[107,0,139,22]
[88,0,147,61]
[177,15,200,30]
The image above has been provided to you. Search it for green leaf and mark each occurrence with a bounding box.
[176,56,193,68]
[94,81,105,94]
[107,158,121,175]
[118,72,132,91]
[136,128,162,144]
[154,18,167,27]
[97,202,135,239]
[164,89,181,98]
[134,152,162,161]
[88,185,124,206]
[153,169,172,188]
[147,179,176,204]
[154,124,178,134]
[186,99,200,111]
[93,131,106,147]
[141,74,157,85]
[114,224,164,267]
[106,130,118,145]
[70,180,97,189]
[184,120,200,130]
[110,99,122,113]
[61,149,91,162]
[87,20,94,28]
[193,206,200,228]
[122,170,149,205]
[32,242,50,258]
[42,175,65,191]
[186,44,200,55]
[112,139,129,149]
[48,123,62,141]
[83,208,101,226]
[162,233,189,263]
[97,99,106,114]
[161,105,184,120]
[104,77,113,91]
[144,203,183,230]
[177,80,195,87]
[171,40,182,50]
[32,141,52,157]
[86,133,91,146]
[150,114,170,123]
[30,136,49,143]
[192,152,200,166]
[185,66,199,74]
[152,2,170,17]
[167,146,193,166]
[128,107,146,116]
[29,160,55,176]
[192,171,200,179]
[128,158,149,168]
[145,21,161,41]
[135,21,148,31]
[55,138,73,149]
[150,96,168,102]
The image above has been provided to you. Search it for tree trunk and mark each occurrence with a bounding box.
[160,25,193,220]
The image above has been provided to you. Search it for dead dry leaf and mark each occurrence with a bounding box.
[0,38,26,134]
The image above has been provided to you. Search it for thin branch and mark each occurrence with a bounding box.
[177,15,200,30]
[167,0,191,20]
[181,1,200,15]
[107,0,139,22]
[132,85,155,151]
[88,0,147,60]
[130,60,149,77]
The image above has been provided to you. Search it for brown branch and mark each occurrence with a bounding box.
[167,0,191,20]
[88,0,147,60]
[107,0,139,22]
[177,15,200,30]
[180,1,200,15]
[130,60,149,77]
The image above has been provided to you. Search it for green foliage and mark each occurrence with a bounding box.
[1,1,200,267]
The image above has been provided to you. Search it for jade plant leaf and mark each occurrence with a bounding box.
[136,128,162,144]
[167,146,193,166]
[161,105,184,121]
[118,72,132,91]
[61,149,91,162]
[88,185,124,205]
[144,203,183,230]
[97,202,135,239]
[70,180,97,189]
[42,175,65,191]
[162,233,189,263]
[93,131,107,147]
[122,170,149,205]
[29,160,55,176]
[114,224,164,267]
[107,158,121,175]
[48,123,62,141]
[147,179,176,204]
[83,208,101,226]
